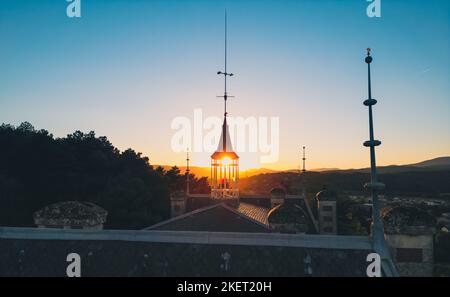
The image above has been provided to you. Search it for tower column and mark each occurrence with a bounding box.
[363,48,398,276]
[210,12,239,204]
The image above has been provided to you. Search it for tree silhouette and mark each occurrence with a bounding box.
[0,122,207,229]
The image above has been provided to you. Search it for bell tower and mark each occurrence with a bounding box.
[210,12,239,203]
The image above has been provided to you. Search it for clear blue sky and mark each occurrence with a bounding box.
[0,0,449,169]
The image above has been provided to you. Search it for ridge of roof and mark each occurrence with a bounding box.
[144,202,271,231]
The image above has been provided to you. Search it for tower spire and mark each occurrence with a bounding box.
[300,145,307,199]
[210,11,239,201]
[186,148,190,196]
[363,49,398,276]
[302,145,306,173]
[363,48,384,244]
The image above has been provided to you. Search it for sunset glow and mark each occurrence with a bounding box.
[0,0,448,171]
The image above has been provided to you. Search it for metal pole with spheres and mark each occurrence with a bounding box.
[363,48,384,250]
[363,48,398,276]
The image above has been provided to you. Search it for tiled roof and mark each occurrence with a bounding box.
[236,202,269,227]
[145,203,270,232]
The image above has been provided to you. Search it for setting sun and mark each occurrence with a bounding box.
[221,157,231,165]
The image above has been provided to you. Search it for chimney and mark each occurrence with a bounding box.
[170,191,187,218]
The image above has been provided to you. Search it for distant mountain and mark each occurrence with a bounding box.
[284,168,340,173]
[155,157,450,178]
[320,156,450,174]
[409,157,450,168]
[259,156,450,175]
[240,168,279,177]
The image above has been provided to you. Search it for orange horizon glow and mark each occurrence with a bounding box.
[157,153,450,174]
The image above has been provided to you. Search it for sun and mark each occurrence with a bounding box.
[221,157,232,165]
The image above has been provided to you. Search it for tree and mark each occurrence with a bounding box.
[0,123,201,229]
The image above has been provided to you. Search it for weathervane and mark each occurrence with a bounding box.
[217,11,234,117]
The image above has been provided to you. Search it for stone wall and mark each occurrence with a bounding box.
[385,234,434,276]
[0,227,372,277]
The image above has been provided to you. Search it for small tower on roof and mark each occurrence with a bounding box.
[210,12,239,202]
[186,148,190,196]
[300,145,307,198]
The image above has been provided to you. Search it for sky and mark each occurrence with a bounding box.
[0,0,449,170]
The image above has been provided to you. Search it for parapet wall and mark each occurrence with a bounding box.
[0,227,372,277]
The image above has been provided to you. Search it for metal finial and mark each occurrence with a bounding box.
[186,148,190,170]
[186,148,190,195]
[365,48,373,64]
